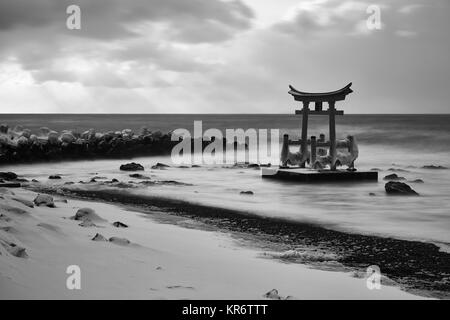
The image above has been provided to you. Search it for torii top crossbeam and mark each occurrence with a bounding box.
[288,82,353,102]
[288,82,353,170]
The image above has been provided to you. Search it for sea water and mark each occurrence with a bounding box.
[1,114,449,248]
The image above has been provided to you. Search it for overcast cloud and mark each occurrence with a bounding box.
[0,0,449,113]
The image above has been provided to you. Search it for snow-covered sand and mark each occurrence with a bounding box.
[0,188,423,299]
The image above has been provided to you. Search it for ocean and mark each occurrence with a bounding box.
[1,114,450,249]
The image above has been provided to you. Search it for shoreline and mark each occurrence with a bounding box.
[0,187,420,299]
[24,184,450,298]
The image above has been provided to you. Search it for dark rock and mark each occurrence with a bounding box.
[120,162,144,171]
[388,168,409,172]
[72,207,105,222]
[31,179,39,182]
[48,175,62,179]
[112,221,128,228]
[0,172,18,180]
[8,245,28,258]
[385,182,419,195]
[129,173,150,179]
[369,193,376,196]
[109,237,130,245]
[92,233,107,241]
[0,183,21,188]
[383,173,405,181]
[151,162,170,169]
[370,168,381,171]
[111,178,119,183]
[410,179,424,183]
[240,191,254,195]
[422,165,447,170]
[259,163,271,168]
[263,289,282,300]
[33,194,55,207]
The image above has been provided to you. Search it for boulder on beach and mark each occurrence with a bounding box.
[7,245,28,258]
[109,237,130,245]
[263,289,282,300]
[112,221,128,228]
[240,191,254,195]
[385,181,419,195]
[48,175,62,179]
[383,173,405,181]
[119,162,144,171]
[151,162,170,170]
[72,207,105,222]
[33,194,55,207]
[92,233,107,241]
[0,172,18,180]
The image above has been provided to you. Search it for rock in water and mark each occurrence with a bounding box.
[92,233,107,241]
[151,163,170,169]
[0,172,18,180]
[385,182,419,195]
[48,175,62,179]
[119,162,144,171]
[109,237,130,245]
[422,165,447,170]
[33,194,55,207]
[263,289,282,300]
[112,221,128,228]
[129,173,150,179]
[383,173,405,181]
[240,191,254,195]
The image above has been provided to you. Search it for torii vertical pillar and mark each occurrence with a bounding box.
[328,100,337,170]
[300,101,310,168]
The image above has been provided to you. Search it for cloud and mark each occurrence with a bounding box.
[273,0,374,37]
[0,0,254,87]
[0,0,449,114]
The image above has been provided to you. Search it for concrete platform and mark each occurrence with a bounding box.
[261,167,378,183]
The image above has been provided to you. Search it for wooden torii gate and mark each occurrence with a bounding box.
[288,83,353,170]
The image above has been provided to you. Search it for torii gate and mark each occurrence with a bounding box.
[288,82,353,170]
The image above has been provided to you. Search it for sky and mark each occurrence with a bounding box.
[0,0,449,114]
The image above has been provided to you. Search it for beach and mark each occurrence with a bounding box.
[0,187,421,300]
